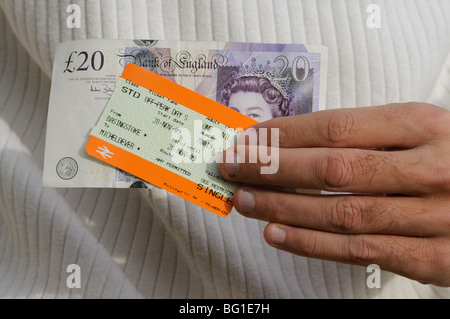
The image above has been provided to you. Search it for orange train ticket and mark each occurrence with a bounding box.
[86,63,257,217]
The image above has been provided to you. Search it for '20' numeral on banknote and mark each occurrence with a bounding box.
[274,55,310,82]
[64,51,105,73]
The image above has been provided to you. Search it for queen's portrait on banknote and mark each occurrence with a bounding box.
[220,59,293,122]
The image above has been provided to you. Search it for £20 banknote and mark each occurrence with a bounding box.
[43,39,328,188]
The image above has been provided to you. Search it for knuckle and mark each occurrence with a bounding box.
[321,152,357,189]
[323,110,359,146]
[328,197,365,233]
[347,235,376,264]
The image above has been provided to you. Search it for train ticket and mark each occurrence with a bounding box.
[86,63,258,217]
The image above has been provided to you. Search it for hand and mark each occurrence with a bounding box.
[220,103,450,286]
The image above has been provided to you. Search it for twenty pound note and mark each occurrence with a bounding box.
[44,39,328,188]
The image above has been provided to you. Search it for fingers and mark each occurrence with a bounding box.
[222,104,450,195]
[247,103,444,149]
[233,188,447,237]
[221,146,432,195]
[262,224,448,285]
[225,103,450,286]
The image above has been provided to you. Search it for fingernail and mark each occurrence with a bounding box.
[224,148,240,177]
[237,190,254,214]
[269,225,286,245]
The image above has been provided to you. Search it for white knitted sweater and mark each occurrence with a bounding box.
[0,0,449,298]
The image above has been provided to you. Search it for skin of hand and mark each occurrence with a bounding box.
[219,102,450,287]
